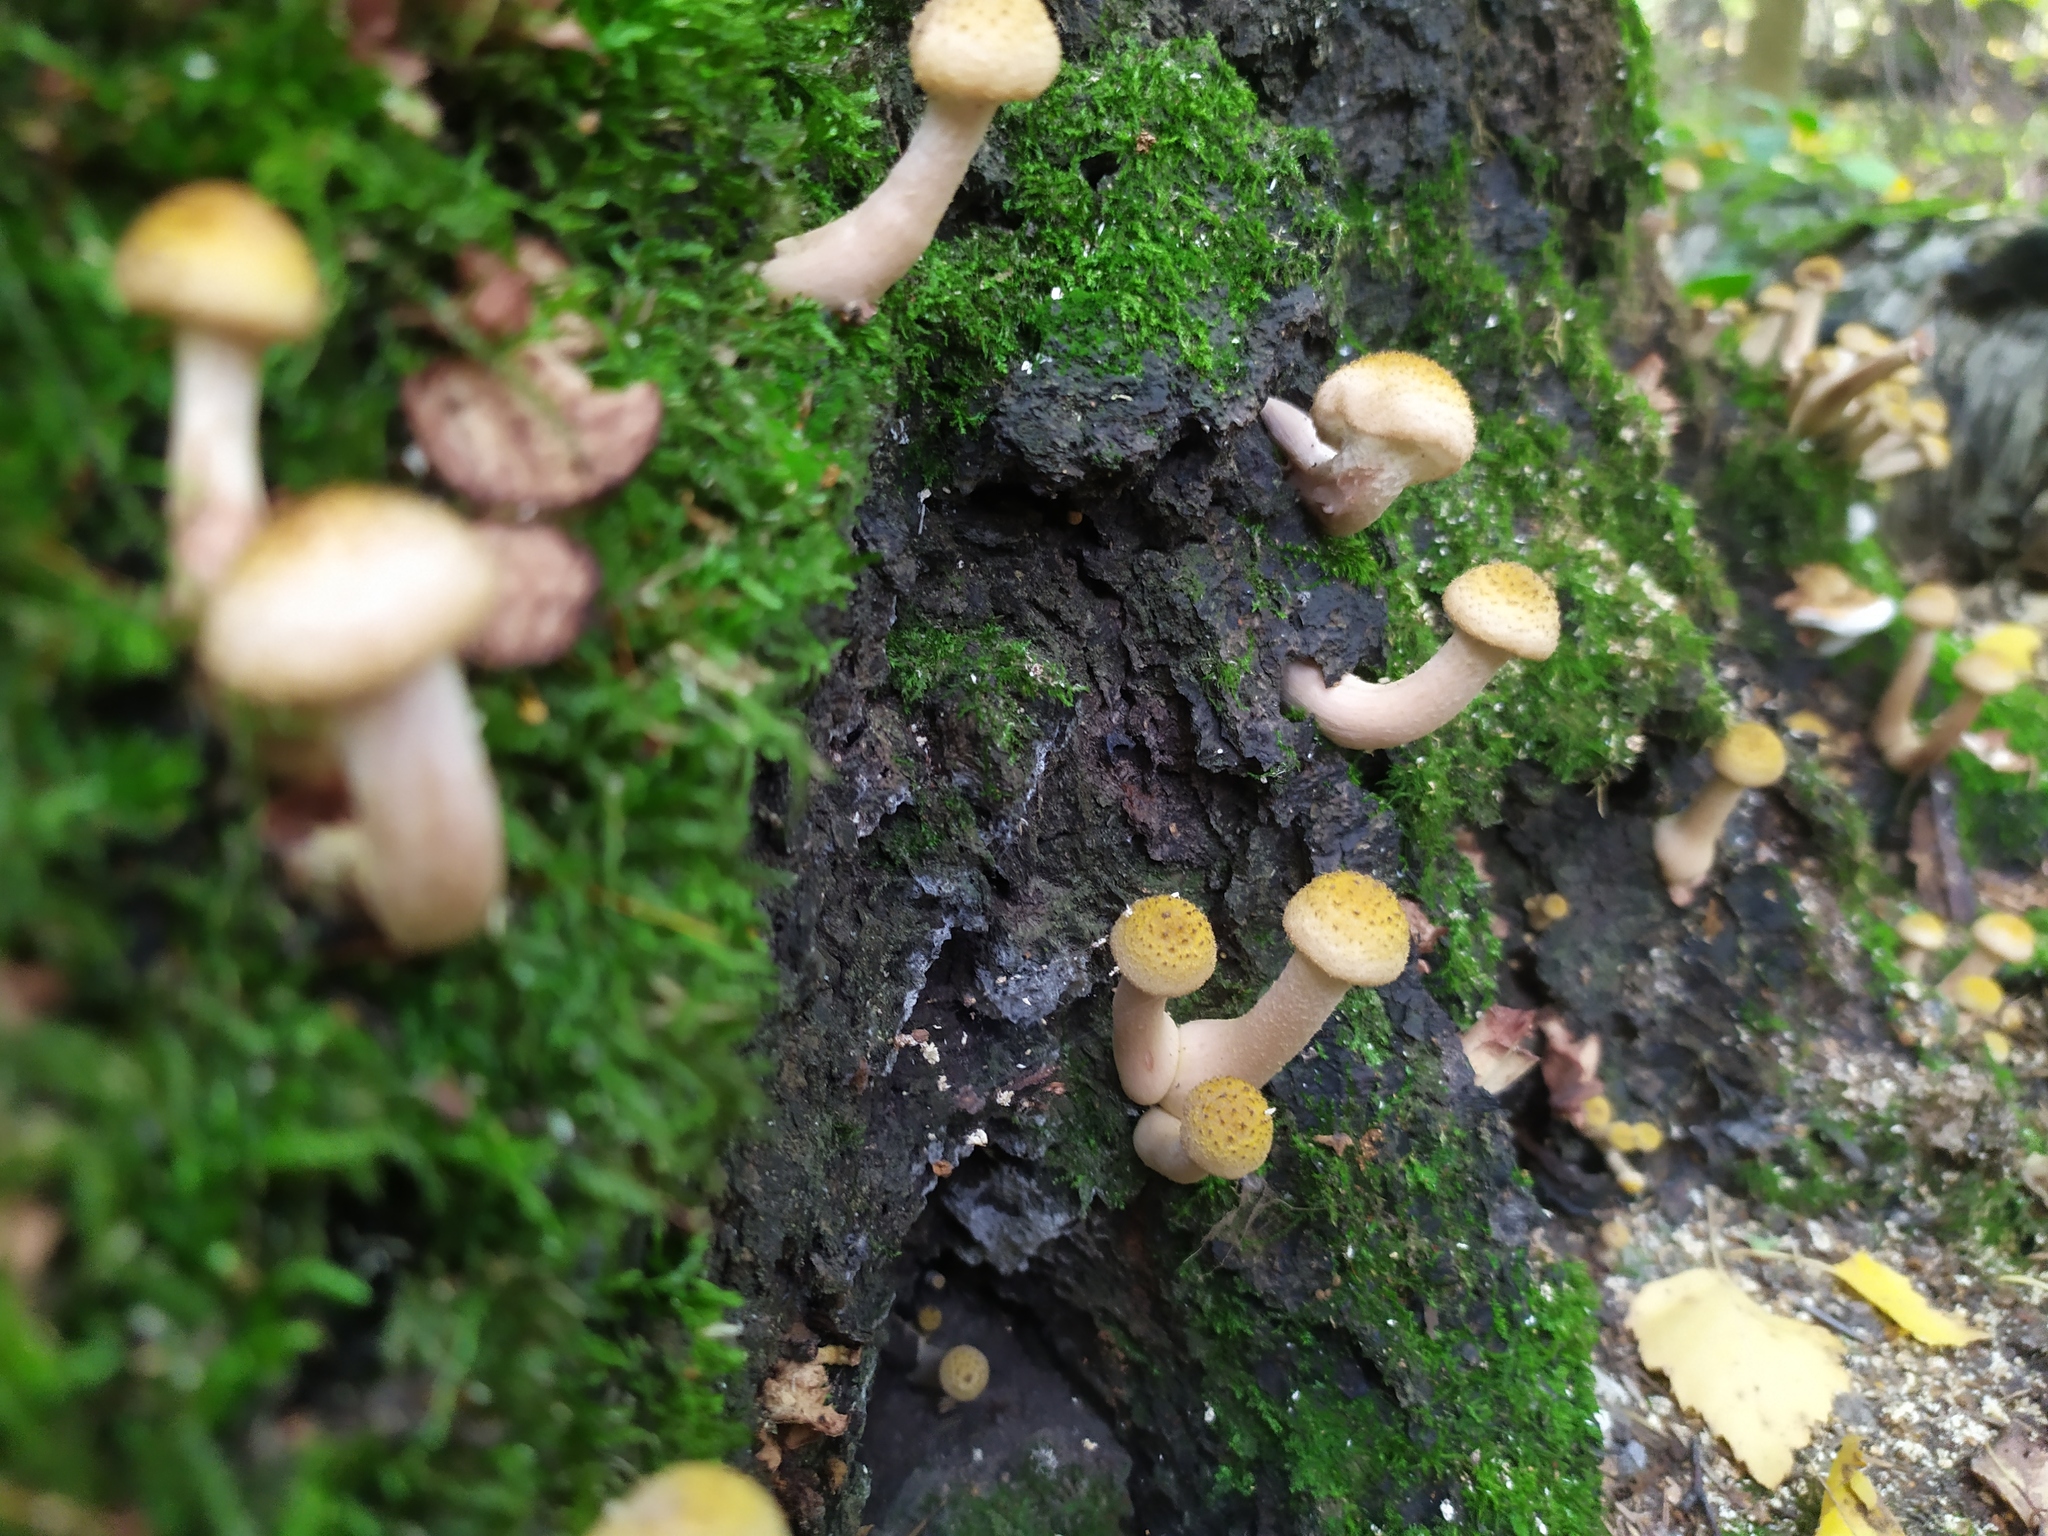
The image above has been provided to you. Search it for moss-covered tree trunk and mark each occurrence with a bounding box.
[2,2,1713,1534]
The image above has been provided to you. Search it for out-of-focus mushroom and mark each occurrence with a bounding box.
[1107,894,1217,1105]
[113,181,326,610]
[464,522,601,669]
[199,486,503,952]
[402,342,663,513]
[1623,351,1683,442]
[759,0,1061,319]
[1861,430,1950,482]
[1871,582,1959,766]
[1940,912,2037,994]
[1652,724,1787,906]
[585,1462,791,1536]
[1738,283,1798,370]
[937,1344,990,1404]
[1261,353,1477,536]
[1894,911,1948,979]
[1284,561,1559,751]
[1778,255,1844,374]
[1789,326,1930,438]
[1888,646,2024,776]
[1773,563,1897,656]
[1951,973,2005,1023]
[1971,622,2043,675]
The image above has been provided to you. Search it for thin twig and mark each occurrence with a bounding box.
[1995,1273,2048,1296]
[1685,1434,1722,1536]
[1728,1245,1837,1277]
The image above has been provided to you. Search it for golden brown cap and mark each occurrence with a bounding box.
[1110,895,1217,998]
[1953,648,2022,698]
[938,1344,990,1402]
[1756,283,1798,312]
[910,0,1061,103]
[1972,623,2042,672]
[1909,397,1950,434]
[201,486,497,706]
[1895,912,1947,951]
[1900,582,1959,630]
[1917,433,1953,471]
[114,181,323,343]
[585,1462,790,1536]
[1311,352,1476,481]
[1441,561,1561,660]
[1832,322,1888,356]
[1178,1077,1274,1179]
[1792,255,1845,291]
[1970,912,2035,966]
[1952,974,2004,1018]
[1282,870,1409,987]
[1709,723,1786,788]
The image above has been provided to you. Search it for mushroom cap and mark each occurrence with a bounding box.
[113,181,323,343]
[1441,561,1561,661]
[909,0,1062,103]
[1910,396,1950,433]
[585,1462,790,1536]
[1709,723,1786,788]
[1895,912,1948,951]
[1177,1077,1274,1180]
[1900,581,1959,630]
[937,1344,990,1403]
[1310,352,1477,481]
[1952,974,2005,1018]
[1756,283,1798,312]
[1793,254,1845,291]
[1110,894,1217,998]
[1973,623,2043,672]
[1953,647,2023,698]
[1659,159,1703,194]
[1832,322,1889,356]
[1918,433,1953,470]
[201,486,497,707]
[1970,912,2035,965]
[1282,870,1410,987]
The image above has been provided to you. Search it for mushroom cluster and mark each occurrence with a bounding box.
[116,182,660,953]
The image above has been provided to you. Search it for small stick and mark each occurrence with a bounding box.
[1728,1245,1837,1277]
[1686,1434,1722,1536]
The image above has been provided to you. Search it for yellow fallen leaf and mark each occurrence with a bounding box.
[1829,1250,1988,1346]
[1816,1435,1905,1536]
[1627,1267,1849,1490]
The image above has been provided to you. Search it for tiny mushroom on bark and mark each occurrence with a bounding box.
[1284,561,1560,752]
[1870,581,1960,765]
[1260,352,1476,536]
[1940,912,2036,995]
[1652,723,1787,907]
[584,1461,791,1536]
[464,522,602,669]
[1894,910,1948,979]
[1889,646,2024,776]
[1179,1077,1276,1180]
[1777,254,1844,374]
[758,0,1061,319]
[1108,894,1218,1105]
[113,181,326,610]
[200,486,504,952]
[937,1344,990,1404]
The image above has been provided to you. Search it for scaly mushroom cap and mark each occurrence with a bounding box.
[1709,723,1786,788]
[114,181,323,344]
[1895,912,1948,951]
[1793,255,1845,292]
[938,1344,990,1402]
[1973,623,2042,673]
[1832,322,1888,356]
[1442,561,1561,660]
[1952,974,2004,1018]
[1110,894,1217,997]
[1970,912,2036,966]
[910,0,1062,102]
[1756,283,1798,313]
[1310,352,1477,483]
[1282,870,1410,987]
[585,1462,790,1536]
[1953,647,2023,699]
[201,486,497,707]
[1900,582,1959,630]
[1178,1077,1274,1179]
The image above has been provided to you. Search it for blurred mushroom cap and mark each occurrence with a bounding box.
[114,180,324,343]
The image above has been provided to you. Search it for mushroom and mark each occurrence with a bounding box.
[584,1462,790,1536]
[113,181,325,610]
[1738,283,1798,370]
[1773,563,1896,657]
[1260,353,1477,536]
[1788,326,1930,438]
[1940,912,2036,995]
[1777,255,1844,374]
[758,0,1061,319]
[1951,974,2005,1024]
[1158,870,1409,1118]
[937,1344,989,1405]
[1861,430,1950,482]
[1971,622,2042,675]
[199,485,504,952]
[1525,893,1571,932]
[1651,723,1787,907]
[1108,894,1217,1105]
[1135,1076,1277,1183]
[1887,646,2024,776]
[1894,911,1949,980]
[464,522,602,669]
[1284,561,1560,751]
[1870,582,1959,766]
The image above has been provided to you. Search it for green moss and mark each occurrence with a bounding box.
[887,619,1083,762]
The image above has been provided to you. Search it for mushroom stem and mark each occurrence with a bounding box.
[1788,333,1927,438]
[1871,626,1941,766]
[760,96,998,319]
[1652,776,1745,903]
[1939,948,2004,992]
[1159,953,1349,1118]
[1778,291,1828,375]
[1892,689,1989,776]
[1132,1107,1206,1184]
[1284,631,1509,752]
[168,328,268,607]
[335,655,506,951]
[1259,396,1354,522]
[1113,981,1183,1106]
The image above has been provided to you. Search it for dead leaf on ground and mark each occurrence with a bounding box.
[1973,1424,2048,1531]
[464,523,601,669]
[1399,896,1442,955]
[1816,1434,1906,1536]
[1626,1266,1850,1490]
[1461,1004,1546,1094]
[403,343,662,512]
[454,246,533,340]
[1829,1250,1988,1346]
[759,1358,848,1436]
[1538,1014,1604,1129]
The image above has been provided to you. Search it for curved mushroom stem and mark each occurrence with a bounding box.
[1158,953,1348,1118]
[1737,313,1787,371]
[1132,1107,1206,1183]
[1893,689,1989,776]
[1284,630,1511,752]
[334,655,506,951]
[167,328,267,611]
[1789,334,1927,438]
[1112,981,1182,1105]
[1651,774,1744,906]
[759,95,998,320]
[1872,625,1941,767]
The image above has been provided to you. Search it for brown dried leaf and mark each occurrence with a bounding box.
[759,1359,849,1436]
[465,523,600,669]
[1538,1014,1604,1126]
[1461,1005,1544,1094]
[454,246,533,340]
[1399,896,1442,955]
[1973,1425,2048,1531]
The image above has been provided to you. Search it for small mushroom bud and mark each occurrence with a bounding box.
[1889,647,2023,776]
[1133,1076,1277,1184]
[760,0,1061,319]
[1108,894,1217,1105]
[1777,255,1844,375]
[113,181,325,610]
[1525,892,1570,931]
[1939,912,2036,996]
[1261,353,1476,536]
[1285,561,1560,752]
[584,1461,791,1536]
[1738,283,1798,370]
[937,1344,989,1404]
[1893,911,1948,980]
[1652,724,1787,907]
[1870,582,1959,766]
